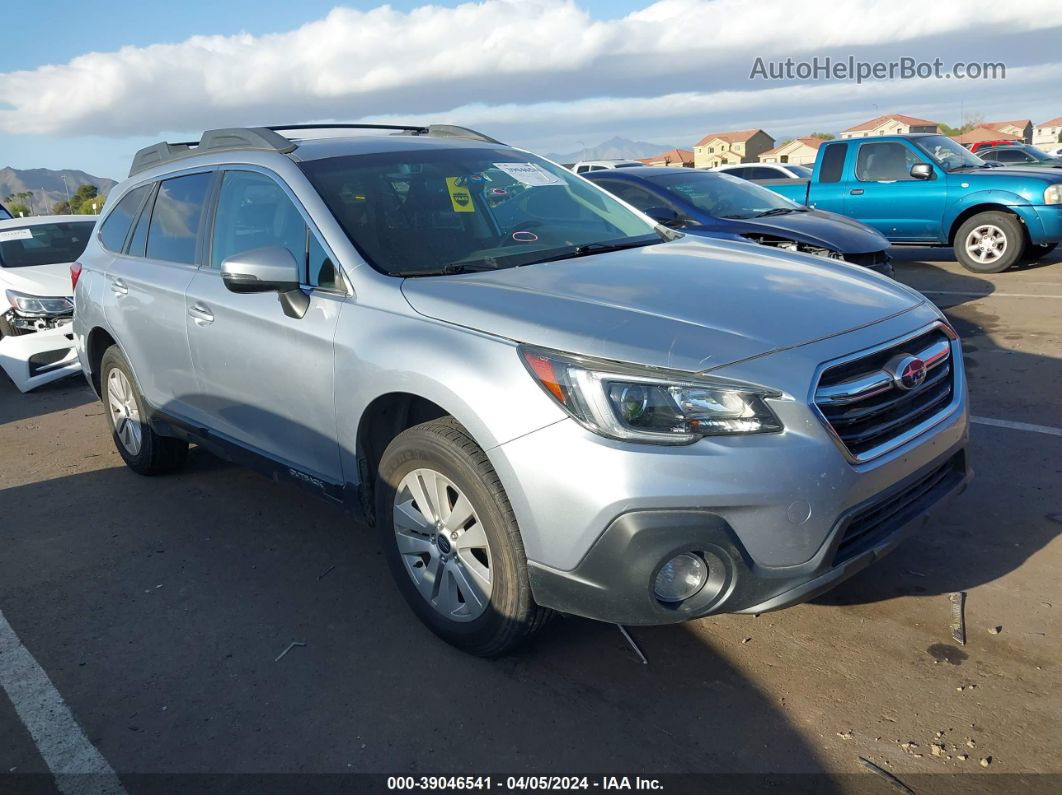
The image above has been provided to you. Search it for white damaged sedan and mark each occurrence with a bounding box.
[0,215,96,391]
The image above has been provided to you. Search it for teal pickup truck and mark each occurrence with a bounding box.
[763,134,1062,273]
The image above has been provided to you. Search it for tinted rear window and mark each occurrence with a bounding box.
[818,144,848,183]
[99,185,150,252]
[146,173,212,265]
[0,222,96,268]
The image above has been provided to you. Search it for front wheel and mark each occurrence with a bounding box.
[375,418,551,656]
[954,211,1025,273]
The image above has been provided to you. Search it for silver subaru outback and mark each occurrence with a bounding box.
[72,124,970,656]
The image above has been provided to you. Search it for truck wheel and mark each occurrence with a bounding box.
[375,417,551,656]
[100,345,188,475]
[1021,243,1058,263]
[955,212,1025,273]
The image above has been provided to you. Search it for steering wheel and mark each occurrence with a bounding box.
[498,219,545,246]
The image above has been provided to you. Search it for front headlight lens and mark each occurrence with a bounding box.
[5,290,74,317]
[1045,184,1062,205]
[521,347,783,444]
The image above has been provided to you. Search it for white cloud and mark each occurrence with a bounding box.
[1,0,1059,140]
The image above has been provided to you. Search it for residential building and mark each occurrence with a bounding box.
[639,149,694,168]
[839,114,939,139]
[1034,116,1062,147]
[984,119,1032,144]
[950,126,1020,147]
[693,129,774,169]
[758,137,824,165]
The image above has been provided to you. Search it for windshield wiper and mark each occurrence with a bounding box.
[520,237,662,267]
[391,262,499,277]
[755,207,803,217]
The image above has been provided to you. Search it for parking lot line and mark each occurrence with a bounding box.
[0,610,126,795]
[971,416,1062,437]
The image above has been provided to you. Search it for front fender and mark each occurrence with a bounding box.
[944,188,1033,236]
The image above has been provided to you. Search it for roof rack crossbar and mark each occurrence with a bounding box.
[128,123,505,177]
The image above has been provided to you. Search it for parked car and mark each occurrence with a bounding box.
[712,163,813,180]
[0,215,95,391]
[1044,145,1062,158]
[761,134,1062,273]
[966,140,1018,153]
[571,159,644,173]
[585,167,893,275]
[74,124,970,656]
[977,144,1062,168]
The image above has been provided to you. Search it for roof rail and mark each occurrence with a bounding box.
[129,123,505,177]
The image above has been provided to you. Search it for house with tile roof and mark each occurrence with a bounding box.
[950,126,1020,146]
[639,148,695,168]
[983,119,1032,144]
[839,114,939,139]
[758,137,824,166]
[692,129,774,168]
[1033,116,1062,147]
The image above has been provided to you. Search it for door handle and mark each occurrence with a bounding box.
[188,303,215,325]
[850,189,864,195]
[111,277,128,296]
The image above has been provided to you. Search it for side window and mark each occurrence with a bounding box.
[211,171,307,272]
[575,165,590,174]
[746,167,777,180]
[146,173,212,264]
[726,167,748,179]
[596,180,662,212]
[979,150,999,161]
[98,185,150,252]
[995,150,1028,163]
[818,144,848,183]
[856,142,923,182]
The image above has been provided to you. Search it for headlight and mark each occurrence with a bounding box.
[521,347,783,444]
[1045,185,1062,205]
[5,290,74,317]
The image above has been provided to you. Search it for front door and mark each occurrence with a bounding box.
[184,169,344,484]
[845,141,945,241]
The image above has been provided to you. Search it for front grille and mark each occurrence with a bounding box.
[843,250,893,274]
[814,326,956,461]
[834,452,964,564]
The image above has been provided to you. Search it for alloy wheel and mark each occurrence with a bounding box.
[393,468,493,621]
[964,224,1008,266]
[106,368,143,455]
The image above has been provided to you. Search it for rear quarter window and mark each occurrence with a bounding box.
[98,185,151,252]
[818,144,848,183]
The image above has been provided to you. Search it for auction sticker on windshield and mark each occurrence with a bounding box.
[494,163,563,187]
[0,228,34,242]
[445,177,475,212]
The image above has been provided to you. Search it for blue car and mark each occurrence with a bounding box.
[584,167,893,276]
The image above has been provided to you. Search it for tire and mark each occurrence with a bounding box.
[954,211,1026,273]
[375,417,551,656]
[1021,242,1058,262]
[100,345,188,475]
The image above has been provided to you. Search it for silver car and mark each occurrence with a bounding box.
[73,124,970,656]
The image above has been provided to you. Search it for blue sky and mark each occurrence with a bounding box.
[2,1,1060,182]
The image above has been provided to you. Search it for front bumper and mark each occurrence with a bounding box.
[527,449,970,624]
[0,323,81,392]
[1016,204,1062,245]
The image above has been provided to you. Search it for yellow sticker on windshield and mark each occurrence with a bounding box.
[445,177,475,213]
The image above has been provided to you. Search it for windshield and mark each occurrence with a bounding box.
[1016,145,1052,162]
[0,221,95,268]
[299,148,661,276]
[0,205,11,220]
[647,171,802,220]
[914,135,986,171]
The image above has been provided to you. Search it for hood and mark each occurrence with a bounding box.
[690,209,889,254]
[401,238,924,373]
[0,261,74,298]
[954,166,1062,182]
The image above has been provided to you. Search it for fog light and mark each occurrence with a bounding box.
[653,553,707,603]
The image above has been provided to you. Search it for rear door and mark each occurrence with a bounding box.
[183,167,344,484]
[103,173,211,412]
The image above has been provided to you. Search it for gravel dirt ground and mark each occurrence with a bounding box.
[1,249,1060,793]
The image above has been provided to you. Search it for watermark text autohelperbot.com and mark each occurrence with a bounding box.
[750,56,1005,83]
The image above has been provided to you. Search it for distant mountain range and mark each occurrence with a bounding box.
[545,136,675,165]
[1,167,117,216]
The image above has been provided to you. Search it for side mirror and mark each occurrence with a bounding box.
[643,206,684,228]
[910,163,934,180]
[221,246,309,319]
